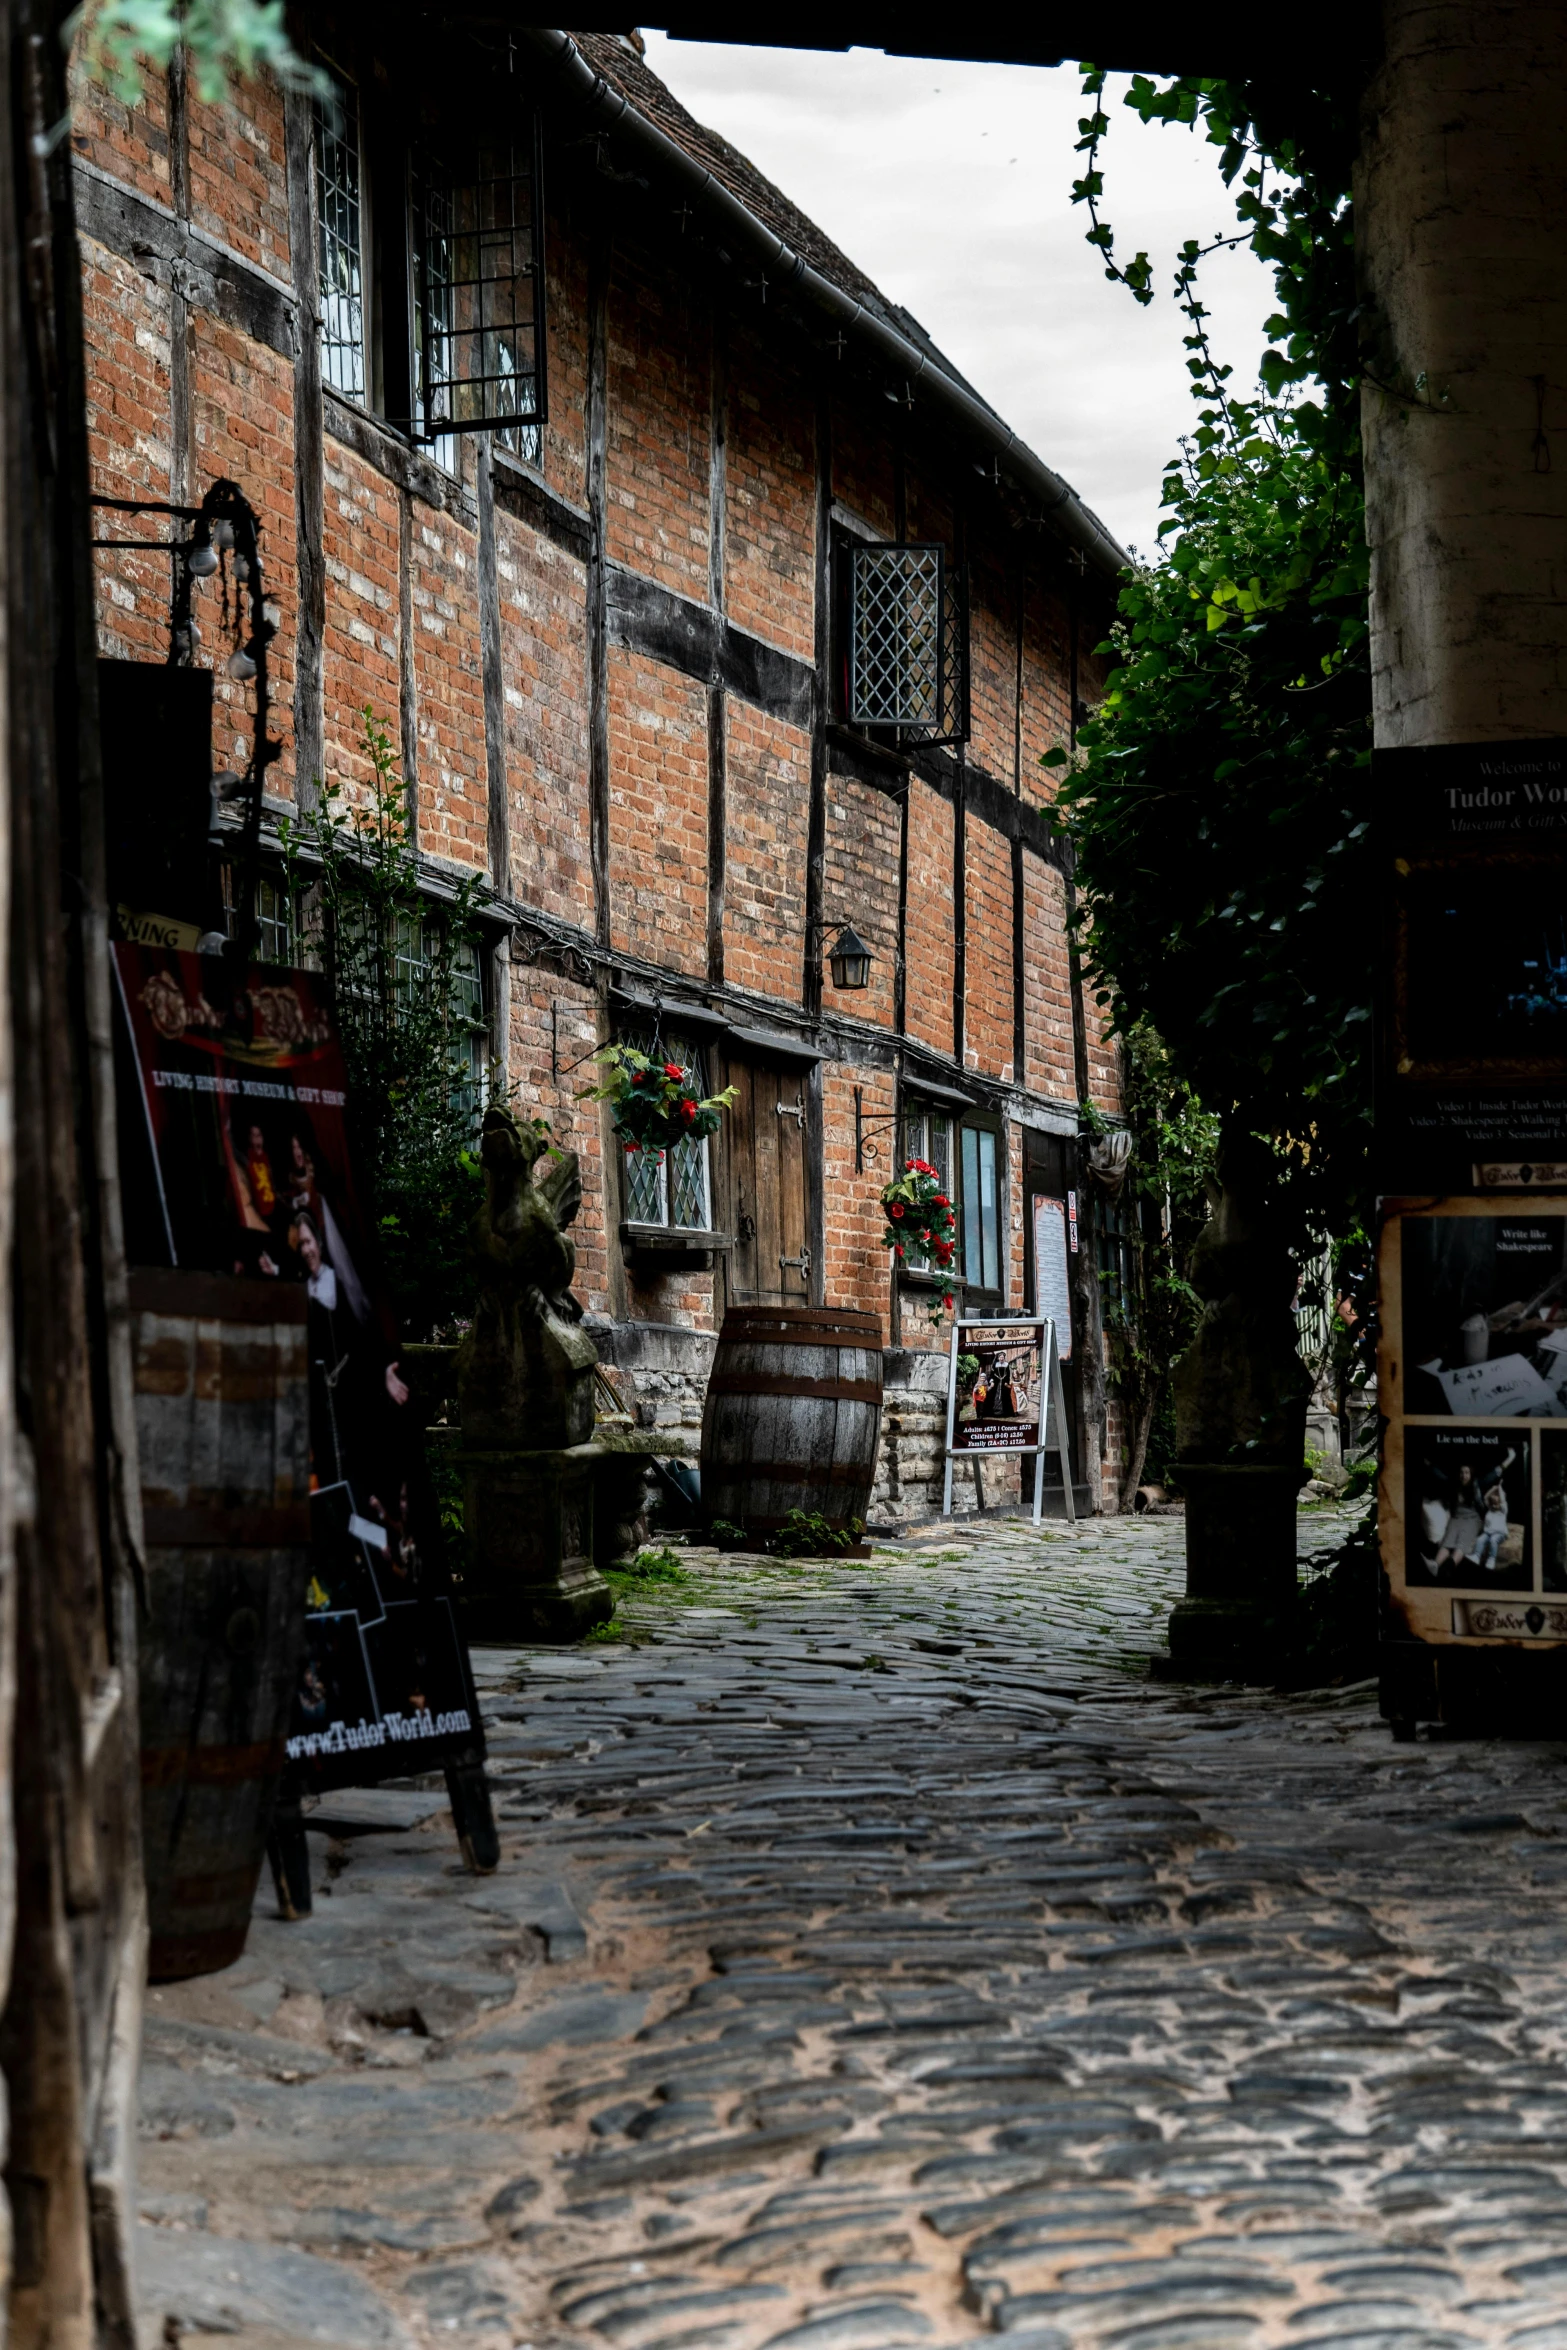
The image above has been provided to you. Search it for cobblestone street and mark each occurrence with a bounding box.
[138,1509,1567,2350]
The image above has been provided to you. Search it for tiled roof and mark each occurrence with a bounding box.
[568,30,1001,420]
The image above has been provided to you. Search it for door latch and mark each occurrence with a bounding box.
[779,1245,811,1279]
[776,1096,805,1124]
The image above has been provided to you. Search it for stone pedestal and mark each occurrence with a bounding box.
[1162,1463,1303,1678]
[458,1440,613,1642]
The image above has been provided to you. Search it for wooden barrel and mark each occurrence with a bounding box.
[131,1269,311,1981]
[700,1305,884,1535]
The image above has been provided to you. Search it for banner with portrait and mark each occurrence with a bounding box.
[113,941,482,1789]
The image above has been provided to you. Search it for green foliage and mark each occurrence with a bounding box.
[281,709,488,1340]
[1085,1021,1219,1500]
[769,1511,866,1561]
[581,1043,735,1158]
[68,0,328,107]
[708,1519,751,1553]
[1059,68,1372,1249]
[879,1156,956,1324]
[618,1546,689,1584]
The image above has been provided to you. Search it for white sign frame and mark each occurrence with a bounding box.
[942,1314,1076,1526]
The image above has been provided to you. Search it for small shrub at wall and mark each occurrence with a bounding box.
[581,1044,735,1161]
[770,1510,866,1560]
[879,1159,956,1324]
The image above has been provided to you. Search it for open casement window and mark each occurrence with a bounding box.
[619,1031,714,1240]
[315,75,366,399]
[844,541,969,746]
[413,126,545,463]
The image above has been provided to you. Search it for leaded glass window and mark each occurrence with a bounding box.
[315,79,365,399]
[220,864,293,964]
[844,539,969,745]
[392,913,487,1127]
[961,1124,1002,1293]
[620,1031,712,1234]
[415,132,544,464]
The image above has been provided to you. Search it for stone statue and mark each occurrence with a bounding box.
[455,1106,611,1637]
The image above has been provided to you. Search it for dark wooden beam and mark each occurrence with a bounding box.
[284,94,325,810]
[74,160,298,361]
[586,220,612,950]
[476,441,510,896]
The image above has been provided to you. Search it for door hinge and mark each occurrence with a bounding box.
[776,1096,805,1124]
[779,1245,811,1278]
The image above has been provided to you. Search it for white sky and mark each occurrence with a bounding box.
[643,34,1279,557]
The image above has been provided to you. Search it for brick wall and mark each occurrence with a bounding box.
[409,506,488,870]
[725,327,814,659]
[723,705,810,1002]
[321,440,401,800]
[822,779,899,1030]
[821,1059,892,1329]
[606,249,709,603]
[903,781,955,1060]
[1022,855,1077,1103]
[494,509,594,926]
[962,819,1014,1081]
[186,80,289,281]
[607,646,708,975]
[81,240,174,661]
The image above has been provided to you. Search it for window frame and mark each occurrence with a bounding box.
[616,1029,719,1247]
[314,71,369,403]
[835,526,970,749]
[900,1100,1004,1302]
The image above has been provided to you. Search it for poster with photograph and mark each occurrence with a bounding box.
[951,1321,1045,1453]
[1401,1215,1567,1417]
[1403,1426,1532,1591]
[113,941,482,1792]
[1032,1198,1073,1362]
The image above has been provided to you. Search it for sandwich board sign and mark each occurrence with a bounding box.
[942,1315,1075,1524]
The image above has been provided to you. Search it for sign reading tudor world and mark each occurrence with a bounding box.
[1376,740,1567,1716]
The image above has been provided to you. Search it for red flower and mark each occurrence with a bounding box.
[888,1203,904,1219]
[896,1244,905,1257]
[942,1293,954,1309]
[679,1098,697,1123]
[631,1069,647,1086]
[664,1062,684,1080]
[933,1193,948,1207]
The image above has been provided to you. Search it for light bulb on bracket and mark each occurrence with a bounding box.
[211,519,236,553]
[227,647,256,682]
[187,541,219,579]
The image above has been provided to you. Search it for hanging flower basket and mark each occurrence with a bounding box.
[880,1157,957,1324]
[581,1043,736,1159]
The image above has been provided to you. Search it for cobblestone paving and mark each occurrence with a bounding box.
[138,1509,1567,2350]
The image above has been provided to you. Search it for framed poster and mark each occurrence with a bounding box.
[1031,1196,1073,1363]
[113,941,484,1792]
[1381,1193,1567,1650]
[942,1316,1075,1524]
[1377,740,1567,1192]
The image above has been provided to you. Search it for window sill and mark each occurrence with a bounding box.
[620,1223,732,1271]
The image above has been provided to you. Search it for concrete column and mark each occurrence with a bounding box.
[1358,0,1567,745]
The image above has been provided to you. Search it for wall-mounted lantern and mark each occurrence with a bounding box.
[827,922,873,991]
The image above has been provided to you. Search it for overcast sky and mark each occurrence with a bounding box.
[643,34,1278,558]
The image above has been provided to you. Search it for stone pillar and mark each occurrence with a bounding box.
[1359,0,1567,747]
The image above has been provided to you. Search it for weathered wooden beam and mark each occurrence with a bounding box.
[73,158,298,360]
[587,221,611,950]
[476,442,510,897]
[284,94,325,809]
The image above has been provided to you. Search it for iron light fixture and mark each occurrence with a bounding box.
[828,922,873,991]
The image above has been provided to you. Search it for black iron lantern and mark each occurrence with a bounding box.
[828,922,873,990]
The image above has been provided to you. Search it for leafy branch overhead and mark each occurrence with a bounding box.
[67,0,329,107]
[1056,62,1372,1245]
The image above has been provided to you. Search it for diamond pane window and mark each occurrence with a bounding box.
[849,544,942,728]
[845,541,968,745]
[220,864,292,965]
[315,81,365,399]
[415,129,545,459]
[619,1030,712,1234]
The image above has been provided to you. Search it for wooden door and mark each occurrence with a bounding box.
[722,1058,812,1308]
[1022,1129,1084,1481]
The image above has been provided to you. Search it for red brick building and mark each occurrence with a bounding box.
[73,21,1127,1512]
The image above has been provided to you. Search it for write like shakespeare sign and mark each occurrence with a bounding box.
[951,1321,1046,1453]
[112,942,483,1791]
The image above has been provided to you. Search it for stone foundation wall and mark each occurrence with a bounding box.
[589,1318,714,1444]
